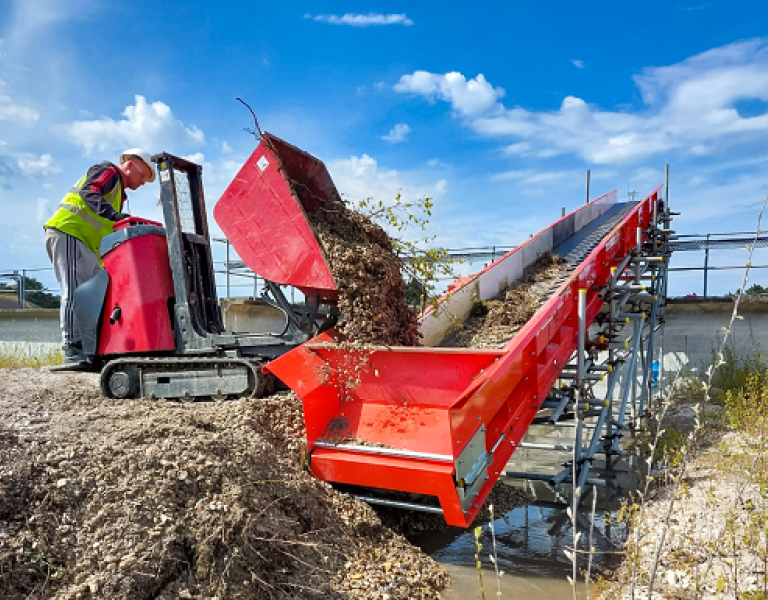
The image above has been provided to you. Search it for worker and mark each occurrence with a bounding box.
[44,149,155,366]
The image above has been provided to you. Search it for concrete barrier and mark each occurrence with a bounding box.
[662,299,768,372]
[219,298,288,334]
[0,308,61,357]
[0,300,293,358]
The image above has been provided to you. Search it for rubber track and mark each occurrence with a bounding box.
[100,356,265,400]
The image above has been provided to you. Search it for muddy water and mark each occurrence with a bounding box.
[414,471,634,599]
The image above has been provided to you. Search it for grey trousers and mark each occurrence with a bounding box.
[45,228,101,346]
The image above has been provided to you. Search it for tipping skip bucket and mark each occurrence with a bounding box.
[214,133,341,300]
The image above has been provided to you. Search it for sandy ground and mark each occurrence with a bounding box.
[0,368,451,599]
[600,403,768,599]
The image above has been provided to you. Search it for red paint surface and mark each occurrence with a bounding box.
[214,133,340,301]
[98,230,176,355]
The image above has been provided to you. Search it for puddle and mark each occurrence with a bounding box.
[412,465,635,599]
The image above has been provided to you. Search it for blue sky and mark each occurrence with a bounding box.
[1,0,767,297]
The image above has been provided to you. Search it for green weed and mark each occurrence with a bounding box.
[0,344,62,368]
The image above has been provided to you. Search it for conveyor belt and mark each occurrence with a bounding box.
[541,202,638,296]
[480,202,639,350]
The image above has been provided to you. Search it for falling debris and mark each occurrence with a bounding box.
[308,200,420,347]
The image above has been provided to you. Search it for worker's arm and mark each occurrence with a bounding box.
[79,162,128,221]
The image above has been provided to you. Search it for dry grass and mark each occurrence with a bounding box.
[0,345,62,368]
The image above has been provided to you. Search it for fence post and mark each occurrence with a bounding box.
[703,233,710,297]
[226,241,231,299]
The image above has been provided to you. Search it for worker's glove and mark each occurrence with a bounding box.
[114,212,130,221]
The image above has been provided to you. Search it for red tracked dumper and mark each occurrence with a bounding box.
[67,133,665,527]
[66,137,342,400]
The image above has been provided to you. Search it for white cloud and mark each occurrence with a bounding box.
[183,152,205,164]
[17,153,60,176]
[36,198,49,222]
[3,0,89,48]
[328,154,447,208]
[395,71,505,117]
[305,13,413,27]
[0,156,13,188]
[65,95,204,155]
[381,123,411,143]
[571,59,585,69]
[502,142,531,156]
[394,38,768,165]
[629,166,664,188]
[491,168,583,185]
[0,92,39,122]
[676,2,712,10]
[221,141,233,154]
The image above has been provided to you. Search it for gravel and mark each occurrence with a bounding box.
[600,408,768,599]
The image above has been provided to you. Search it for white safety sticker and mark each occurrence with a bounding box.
[159,170,170,183]
[257,156,269,172]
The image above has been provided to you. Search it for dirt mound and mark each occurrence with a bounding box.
[440,253,569,349]
[308,201,420,347]
[0,369,448,599]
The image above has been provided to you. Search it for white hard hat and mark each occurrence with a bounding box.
[120,148,156,182]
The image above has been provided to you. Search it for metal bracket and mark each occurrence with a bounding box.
[455,426,489,510]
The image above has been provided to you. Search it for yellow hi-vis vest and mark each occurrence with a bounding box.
[44,170,124,255]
